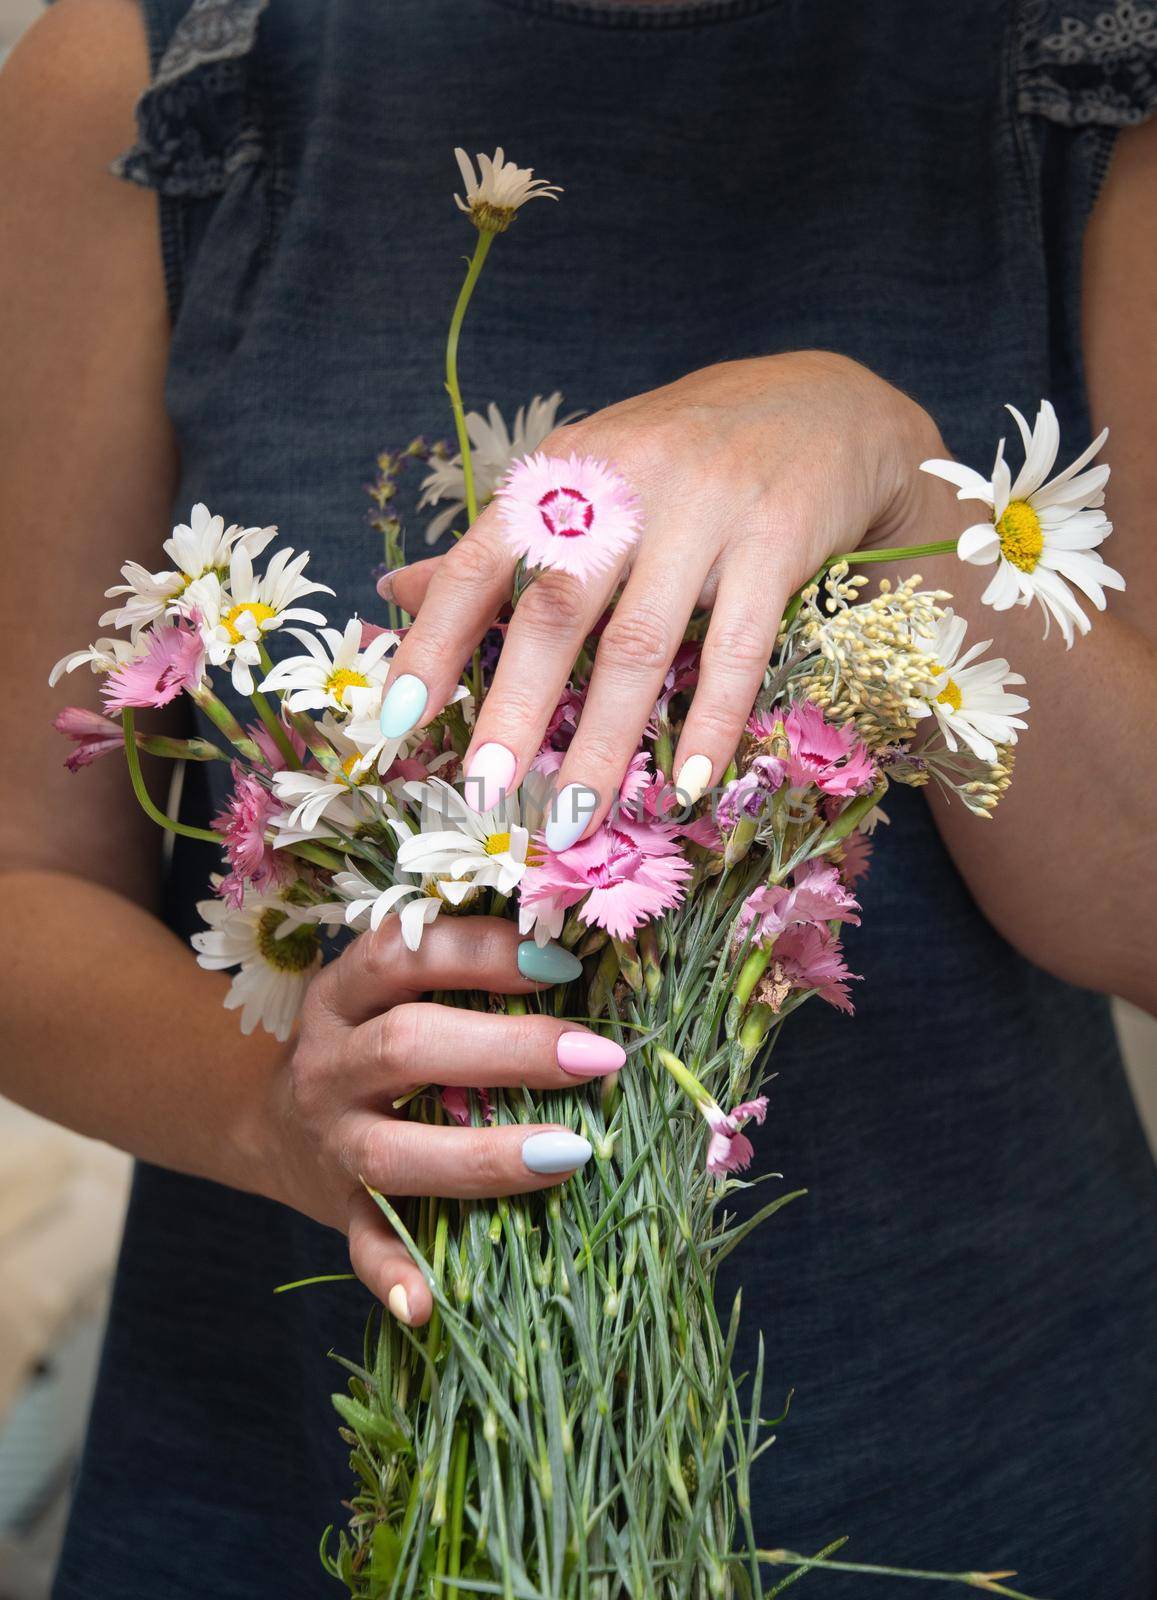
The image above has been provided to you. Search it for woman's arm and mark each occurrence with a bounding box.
[920,118,1157,1012]
[0,0,280,1189]
[0,3,600,1330]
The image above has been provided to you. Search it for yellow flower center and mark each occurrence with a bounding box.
[255,909,319,974]
[222,600,278,644]
[484,831,512,856]
[936,678,963,712]
[326,667,370,707]
[341,751,370,784]
[994,499,1044,573]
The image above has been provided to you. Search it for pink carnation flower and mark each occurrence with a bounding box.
[837,828,874,887]
[737,860,861,947]
[101,619,206,712]
[53,706,125,772]
[248,719,307,772]
[212,766,288,908]
[520,814,692,942]
[775,924,860,1014]
[747,700,875,798]
[705,1097,768,1176]
[496,452,641,582]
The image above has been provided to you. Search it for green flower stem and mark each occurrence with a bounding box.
[760,1550,1041,1599]
[734,946,772,1010]
[120,709,220,844]
[655,1048,713,1115]
[285,841,345,872]
[446,230,495,530]
[191,687,263,763]
[249,688,302,769]
[445,229,495,707]
[137,734,227,762]
[445,1423,469,1598]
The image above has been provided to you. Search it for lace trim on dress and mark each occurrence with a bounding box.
[1017,0,1157,127]
[113,0,272,198]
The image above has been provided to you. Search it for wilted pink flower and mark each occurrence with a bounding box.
[247,719,307,772]
[837,828,874,887]
[212,766,288,908]
[775,924,859,1014]
[705,1097,768,1175]
[747,700,875,798]
[53,706,125,772]
[737,860,860,947]
[520,815,692,941]
[496,452,641,582]
[648,641,700,733]
[441,1086,493,1126]
[716,772,771,828]
[101,619,205,712]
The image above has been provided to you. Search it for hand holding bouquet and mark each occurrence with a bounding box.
[49,147,1122,1599]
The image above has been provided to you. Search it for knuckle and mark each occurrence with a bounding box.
[443,533,508,592]
[356,1117,396,1186]
[376,1004,424,1071]
[515,569,588,634]
[600,606,672,674]
[468,1134,506,1190]
[702,614,772,674]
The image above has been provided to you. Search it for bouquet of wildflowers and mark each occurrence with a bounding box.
[50,148,1123,1598]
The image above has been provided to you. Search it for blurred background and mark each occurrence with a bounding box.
[0,0,1154,1596]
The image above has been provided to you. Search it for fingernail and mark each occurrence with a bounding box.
[544,783,598,853]
[380,674,427,738]
[674,754,713,805]
[463,742,517,813]
[387,1284,411,1324]
[557,1032,626,1078]
[376,568,402,602]
[517,939,583,984]
[522,1130,593,1175]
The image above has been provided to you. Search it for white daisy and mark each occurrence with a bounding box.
[48,635,140,687]
[192,883,322,1042]
[418,394,572,544]
[268,713,397,844]
[913,610,1029,764]
[100,504,278,637]
[259,617,398,714]
[317,865,443,953]
[921,401,1124,646]
[187,545,333,696]
[453,147,562,233]
[396,777,533,898]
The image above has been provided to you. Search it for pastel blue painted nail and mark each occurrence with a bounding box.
[522,1131,593,1176]
[517,939,583,984]
[544,782,598,853]
[379,674,427,738]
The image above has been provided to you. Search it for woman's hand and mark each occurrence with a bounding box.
[254,916,621,1326]
[380,351,941,836]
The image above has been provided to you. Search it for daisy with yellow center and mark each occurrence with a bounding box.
[192,880,322,1042]
[914,610,1029,765]
[100,503,279,638]
[259,616,398,715]
[921,400,1124,646]
[189,544,333,696]
[393,777,533,906]
[453,147,562,234]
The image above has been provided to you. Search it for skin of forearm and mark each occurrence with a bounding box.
[0,867,285,1195]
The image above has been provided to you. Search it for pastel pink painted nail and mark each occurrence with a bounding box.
[556,1032,627,1078]
[463,742,517,813]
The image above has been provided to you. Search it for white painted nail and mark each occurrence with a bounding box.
[387,1284,411,1324]
[522,1131,593,1175]
[544,783,598,853]
[674,754,713,805]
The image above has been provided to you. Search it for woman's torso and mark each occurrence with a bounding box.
[56,2,1157,1595]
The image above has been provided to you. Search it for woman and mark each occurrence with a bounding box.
[0,0,1154,1594]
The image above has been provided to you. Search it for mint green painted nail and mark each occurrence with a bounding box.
[517,940,583,984]
[380,674,427,738]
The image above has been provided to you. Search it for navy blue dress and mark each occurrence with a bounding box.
[55,2,1157,1595]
